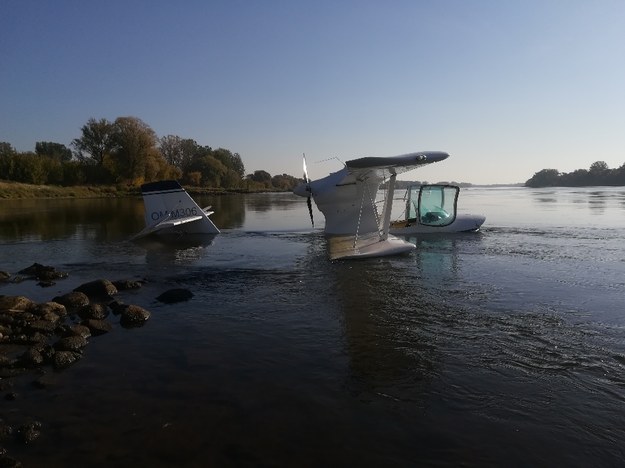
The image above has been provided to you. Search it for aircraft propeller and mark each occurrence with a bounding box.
[302,153,314,228]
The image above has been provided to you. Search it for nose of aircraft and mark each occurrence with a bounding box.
[293,183,309,197]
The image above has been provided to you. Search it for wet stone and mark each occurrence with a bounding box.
[119,305,151,327]
[0,297,35,313]
[60,324,92,339]
[26,320,57,335]
[78,303,109,320]
[54,335,88,352]
[74,279,117,299]
[53,351,81,369]
[18,348,44,368]
[33,301,67,318]
[52,292,89,311]
[156,288,194,304]
[18,263,67,281]
[112,279,144,290]
[15,421,42,444]
[83,319,112,336]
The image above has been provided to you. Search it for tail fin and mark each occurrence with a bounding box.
[138,180,220,236]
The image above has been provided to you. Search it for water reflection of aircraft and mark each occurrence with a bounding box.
[293,151,485,260]
[131,181,220,240]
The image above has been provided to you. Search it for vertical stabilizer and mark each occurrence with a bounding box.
[139,180,220,235]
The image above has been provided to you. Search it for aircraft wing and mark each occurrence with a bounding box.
[339,151,449,184]
[130,215,204,240]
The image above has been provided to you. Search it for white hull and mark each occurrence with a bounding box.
[389,214,485,235]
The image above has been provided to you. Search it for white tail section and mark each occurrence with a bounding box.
[133,180,220,239]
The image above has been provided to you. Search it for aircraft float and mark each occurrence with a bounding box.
[292,151,485,260]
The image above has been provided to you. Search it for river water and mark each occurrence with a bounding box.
[1,186,624,467]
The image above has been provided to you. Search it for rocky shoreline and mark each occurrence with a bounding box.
[0,263,192,467]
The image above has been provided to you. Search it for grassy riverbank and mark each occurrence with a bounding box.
[0,181,136,199]
[0,180,281,199]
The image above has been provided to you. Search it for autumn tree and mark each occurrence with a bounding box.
[110,116,179,185]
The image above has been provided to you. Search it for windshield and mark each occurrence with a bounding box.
[406,185,459,226]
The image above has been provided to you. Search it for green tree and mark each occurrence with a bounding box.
[525,169,560,187]
[159,135,199,170]
[72,118,116,166]
[35,141,73,162]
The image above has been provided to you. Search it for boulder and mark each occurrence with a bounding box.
[74,279,117,299]
[83,319,113,336]
[77,303,109,320]
[60,324,91,339]
[52,292,89,311]
[0,296,35,313]
[15,421,42,444]
[112,279,144,290]
[156,288,194,304]
[119,305,151,328]
[18,348,44,368]
[54,335,88,352]
[32,301,67,318]
[25,320,57,335]
[18,263,67,281]
[53,351,81,369]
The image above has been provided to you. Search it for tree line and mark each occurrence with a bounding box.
[525,161,625,188]
[0,116,301,191]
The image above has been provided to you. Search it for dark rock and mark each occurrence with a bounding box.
[0,297,34,313]
[0,324,11,339]
[18,263,67,281]
[15,421,42,444]
[54,335,87,352]
[18,348,44,368]
[0,271,10,282]
[37,280,55,288]
[78,303,109,320]
[83,319,113,336]
[39,345,55,364]
[74,279,117,299]
[156,288,194,304]
[113,279,144,290]
[0,453,22,468]
[53,351,81,369]
[119,305,151,328]
[33,301,67,318]
[26,320,56,335]
[60,324,91,338]
[52,291,89,311]
[11,332,47,345]
[0,422,14,441]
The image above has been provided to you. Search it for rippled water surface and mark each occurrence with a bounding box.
[1,187,625,467]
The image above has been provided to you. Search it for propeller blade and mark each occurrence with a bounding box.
[302,153,314,227]
[302,153,310,183]
[307,194,314,228]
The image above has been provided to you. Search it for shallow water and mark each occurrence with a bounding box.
[1,187,625,467]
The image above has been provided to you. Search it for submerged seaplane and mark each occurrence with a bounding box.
[131,180,220,240]
[293,151,485,260]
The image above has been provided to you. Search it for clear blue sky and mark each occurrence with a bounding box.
[2,0,624,184]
